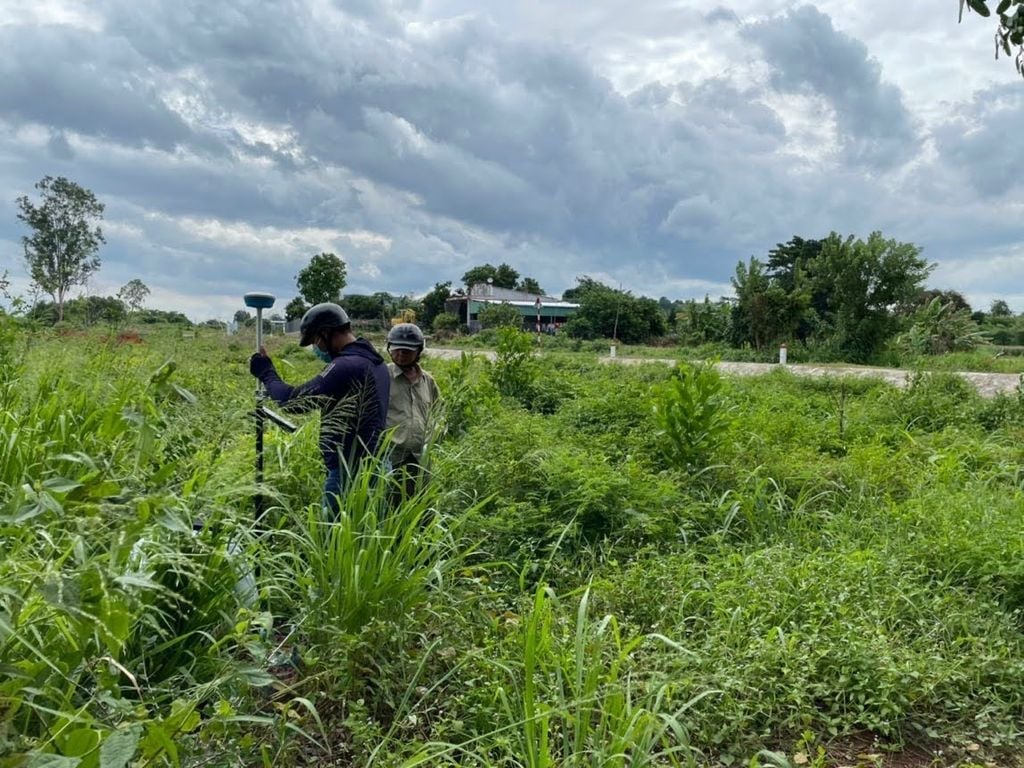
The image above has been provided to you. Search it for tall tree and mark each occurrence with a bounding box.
[990,299,1013,317]
[911,288,972,314]
[284,296,308,321]
[730,258,803,350]
[765,236,822,294]
[117,278,150,314]
[814,232,933,362]
[461,263,497,290]
[17,176,105,323]
[676,296,733,345]
[420,281,452,328]
[562,277,667,344]
[493,263,520,289]
[345,293,391,320]
[515,277,544,295]
[296,252,347,305]
[461,262,520,290]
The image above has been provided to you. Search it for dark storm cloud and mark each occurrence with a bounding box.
[2,0,1019,316]
[741,5,920,169]
[1,0,827,288]
[0,25,195,152]
[90,2,792,258]
[931,86,1024,198]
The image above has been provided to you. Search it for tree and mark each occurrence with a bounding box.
[990,299,1013,317]
[562,277,667,344]
[899,296,987,354]
[675,296,733,345]
[420,281,452,328]
[814,232,933,362]
[477,302,522,329]
[117,278,150,314]
[959,0,1024,79]
[432,312,461,333]
[29,296,124,326]
[461,264,497,290]
[77,295,126,326]
[234,310,251,326]
[345,293,391,320]
[285,296,308,321]
[730,258,805,349]
[515,277,544,295]
[493,264,520,289]
[296,252,347,305]
[461,262,520,290]
[135,309,191,325]
[16,176,105,323]
[911,288,972,314]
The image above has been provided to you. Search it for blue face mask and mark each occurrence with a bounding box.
[313,346,332,364]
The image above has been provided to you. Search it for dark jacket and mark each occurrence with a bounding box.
[255,338,390,471]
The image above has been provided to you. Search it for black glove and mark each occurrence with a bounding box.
[249,353,274,379]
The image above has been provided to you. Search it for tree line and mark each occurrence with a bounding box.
[6,175,1024,361]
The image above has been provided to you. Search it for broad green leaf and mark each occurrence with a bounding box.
[57,728,100,761]
[156,511,192,533]
[99,724,141,768]
[42,477,82,494]
[139,721,178,767]
[86,481,121,499]
[237,666,276,687]
[113,574,162,591]
[149,360,177,385]
[165,699,201,735]
[172,383,197,404]
[967,0,992,16]
[26,755,81,768]
[998,0,1011,13]
[99,598,132,649]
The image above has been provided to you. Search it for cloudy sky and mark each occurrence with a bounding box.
[0,0,1022,320]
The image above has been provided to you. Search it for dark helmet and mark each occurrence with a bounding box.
[299,303,350,346]
[387,323,425,352]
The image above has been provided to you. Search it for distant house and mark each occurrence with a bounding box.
[444,283,580,333]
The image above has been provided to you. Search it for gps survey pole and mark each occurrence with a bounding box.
[244,292,276,522]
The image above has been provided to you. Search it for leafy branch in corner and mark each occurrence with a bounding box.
[959,0,1024,78]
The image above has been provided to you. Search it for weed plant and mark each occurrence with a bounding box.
[4,327,1024,765]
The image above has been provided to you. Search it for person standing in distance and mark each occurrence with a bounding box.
[385,323,441,498]
[249,303,390,515]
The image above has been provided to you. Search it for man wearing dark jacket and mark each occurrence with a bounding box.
[249,302,390,515]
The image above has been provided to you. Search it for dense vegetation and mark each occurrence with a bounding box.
[2,320,1024,766]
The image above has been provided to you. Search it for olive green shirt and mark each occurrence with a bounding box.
[386,363,441,463]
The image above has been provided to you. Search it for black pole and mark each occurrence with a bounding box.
[255,398,265,522]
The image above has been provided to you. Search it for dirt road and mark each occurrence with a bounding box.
[424,348,1022,398]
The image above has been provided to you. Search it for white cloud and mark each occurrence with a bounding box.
[0,0,1020,320]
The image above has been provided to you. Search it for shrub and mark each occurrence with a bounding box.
[432,311,461,333]
[651,361,734,470]
[477,302,522,330]
[884,371,981,432]
[488,327,538,403]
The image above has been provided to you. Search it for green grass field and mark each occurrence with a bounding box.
[2,324,1024,767]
